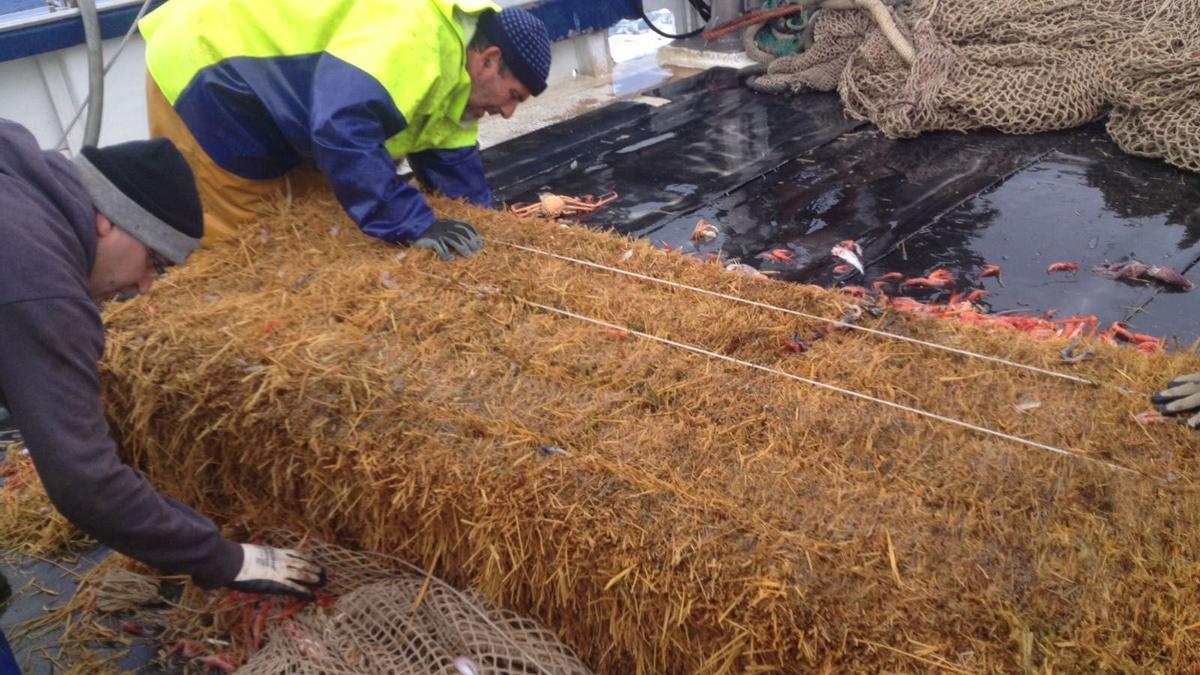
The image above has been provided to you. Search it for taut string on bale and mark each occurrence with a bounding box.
[492,289,1142,477]
[497,239,1105,387]
[100,195,1200,672]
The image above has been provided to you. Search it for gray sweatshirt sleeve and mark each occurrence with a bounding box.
[0,297,242,588]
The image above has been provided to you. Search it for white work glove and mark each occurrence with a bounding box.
[229,544,325,600]
[1151,372,1200,429]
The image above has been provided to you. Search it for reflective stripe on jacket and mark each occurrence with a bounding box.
[140,0,498,242]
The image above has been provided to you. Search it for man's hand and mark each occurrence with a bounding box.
[1151,372,1200,429]
[412,219,483,261]
[229,544,325,600]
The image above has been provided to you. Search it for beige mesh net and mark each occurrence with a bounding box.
[1105,20,1200,172]
[746,0,1200,172]
[236,532,592,675]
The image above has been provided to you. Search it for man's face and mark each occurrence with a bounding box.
[88,213,165,302]
[464,45,531,121]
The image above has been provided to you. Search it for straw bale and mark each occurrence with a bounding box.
[98,195,1200,673]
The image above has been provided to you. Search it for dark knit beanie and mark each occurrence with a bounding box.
[73,139,203,265]
[479,7,552,96]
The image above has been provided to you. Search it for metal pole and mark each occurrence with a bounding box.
[77,0,104,147]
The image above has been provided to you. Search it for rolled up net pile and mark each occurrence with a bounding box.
[1104,12,1200,172]
[99,196,1200,672]
[749,0,1200,172]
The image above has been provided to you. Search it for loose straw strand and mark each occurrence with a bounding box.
[496,240,1104,389]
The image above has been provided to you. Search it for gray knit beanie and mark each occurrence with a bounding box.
[73,139,203,265]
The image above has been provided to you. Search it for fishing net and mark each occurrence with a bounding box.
[1105,20,1200,172]
[236,532,592,675]
[746,0,1200,172]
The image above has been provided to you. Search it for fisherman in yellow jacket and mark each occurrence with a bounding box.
[139,0,551,260]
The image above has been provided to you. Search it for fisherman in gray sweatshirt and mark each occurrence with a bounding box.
[0,118,324,598]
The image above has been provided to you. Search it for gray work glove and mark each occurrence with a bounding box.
[228,544,325,600]
[412,219,483,261]
[1151,372,1200,429]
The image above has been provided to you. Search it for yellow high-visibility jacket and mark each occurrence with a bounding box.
[141,0,499,241]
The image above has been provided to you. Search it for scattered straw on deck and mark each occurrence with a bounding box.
[0,444,91,558]
[98,194,1200,672]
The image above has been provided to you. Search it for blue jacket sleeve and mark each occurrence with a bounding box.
[308,54,436,243]
[408,146,493,208]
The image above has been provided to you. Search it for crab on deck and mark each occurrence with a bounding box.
[509,192,619,219]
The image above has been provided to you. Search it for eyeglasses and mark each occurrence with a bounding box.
[148,250,169,277]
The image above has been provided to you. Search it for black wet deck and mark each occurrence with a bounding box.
[485,68,1200,341]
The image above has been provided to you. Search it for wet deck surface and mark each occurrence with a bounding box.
[486,67,1200,341]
